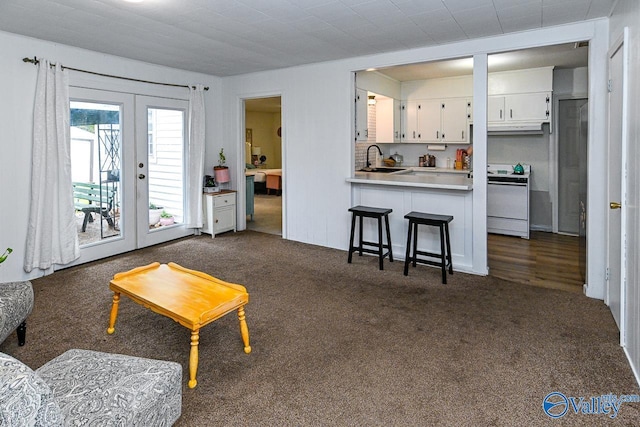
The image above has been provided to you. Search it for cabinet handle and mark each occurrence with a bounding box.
[500,109,502,119]
[462,131,464,139]
[510,109,513,119]
[413,131,415,139]
[436,131,439,139]
[441,133,445,139]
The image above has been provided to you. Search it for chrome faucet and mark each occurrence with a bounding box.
[366,144,383,168]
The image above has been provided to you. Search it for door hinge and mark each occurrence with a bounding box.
[605,267,610,281]
[607,79,613,93]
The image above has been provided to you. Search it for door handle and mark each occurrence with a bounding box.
[610,202,621,209]
[138,174,146,179]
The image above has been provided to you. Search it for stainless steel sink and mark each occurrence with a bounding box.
[358,167,405,173]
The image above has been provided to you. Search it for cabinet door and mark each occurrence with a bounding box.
[214,207,235,233]
[401,101,419,142]
[393,99,402,142]
[505,93,550,122]
[375,97,394,143]
[355,88,368,141]
[488,96,505,122]
[418,100,441,142]
[441,98,469,142]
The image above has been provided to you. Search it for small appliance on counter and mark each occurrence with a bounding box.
[513,163,525,175]
[391,151,403,166]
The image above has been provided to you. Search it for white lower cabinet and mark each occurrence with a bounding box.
[202,191,236,238]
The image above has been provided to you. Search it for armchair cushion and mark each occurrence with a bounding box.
[0,352,64,427]
[0,281,34,344]
[36,349,182,426]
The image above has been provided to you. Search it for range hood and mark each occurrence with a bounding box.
[487,122,544,135]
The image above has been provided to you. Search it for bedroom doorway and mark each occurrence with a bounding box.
[244,96,282,236]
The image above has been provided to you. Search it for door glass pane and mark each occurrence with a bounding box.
[147,108,184,229]
[70,101,122,246]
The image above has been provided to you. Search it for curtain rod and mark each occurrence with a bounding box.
[22,56,209,91]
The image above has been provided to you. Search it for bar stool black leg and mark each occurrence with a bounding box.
[377,217,384,270]
[348,212,356,264]
[445,222,453,275]
[358,213,364,256]
[412,222,419,268]
[439,224,447,284]
[384,214,394,262]
[404,220,413,275]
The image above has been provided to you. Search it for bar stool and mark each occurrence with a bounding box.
[347,205,393,270]
[403,211,453,284]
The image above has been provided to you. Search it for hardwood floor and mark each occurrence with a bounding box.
[488,231,584,294]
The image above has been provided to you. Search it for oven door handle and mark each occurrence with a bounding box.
[488,181,528,187]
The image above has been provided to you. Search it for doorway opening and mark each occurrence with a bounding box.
[244,96,282,236]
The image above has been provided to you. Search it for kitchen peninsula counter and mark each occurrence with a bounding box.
[348,167,474,273]
[347,167,473,191]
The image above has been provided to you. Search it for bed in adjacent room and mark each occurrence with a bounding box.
[245,167,282,193]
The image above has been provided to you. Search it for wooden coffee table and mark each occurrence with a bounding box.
[107,262,251,388]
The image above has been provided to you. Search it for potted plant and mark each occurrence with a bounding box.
[0,247,12,265]
[149,203,164,226]
[159,210,175,226]
[214,148,230,184]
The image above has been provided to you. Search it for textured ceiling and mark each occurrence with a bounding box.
[0,0,614,77]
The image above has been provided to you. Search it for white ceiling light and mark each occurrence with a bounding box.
[123,0,144,3]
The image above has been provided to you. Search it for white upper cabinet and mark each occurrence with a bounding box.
[488,96,505,122]
[355,88,368,141]
[441,98,471,143]
[401,100,419,142]
[375,96,401,143]
[487,67,553,129]
[401,98,470,143]
[504,92,550,122]
[418,100,441,142]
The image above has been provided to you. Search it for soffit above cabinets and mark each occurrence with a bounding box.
[373,43,589,82]
[0,0,610,77]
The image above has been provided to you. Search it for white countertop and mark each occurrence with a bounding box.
[347,167,473,190]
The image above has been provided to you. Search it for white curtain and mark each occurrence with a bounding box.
[24,60,79,273]
[185,85,206,228]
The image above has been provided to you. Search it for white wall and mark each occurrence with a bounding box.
[0,30,222,282]
[0,19,612,302]
[609,0,640,385]
[223,20,609,288]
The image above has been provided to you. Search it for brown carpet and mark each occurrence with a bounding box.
[2,231,639,426]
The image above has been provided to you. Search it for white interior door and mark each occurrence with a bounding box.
[607,35,628,337]
[558,99,587,234]
[135,95,192,248]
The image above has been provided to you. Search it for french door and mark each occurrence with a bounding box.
[68,88,191,266]
[135,95,191,247]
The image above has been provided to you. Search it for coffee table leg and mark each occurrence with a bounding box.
[238,306,251,354]
[189,329,199,388]
[107,292,120,334]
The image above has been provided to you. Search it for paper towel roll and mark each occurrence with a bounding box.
[427,144,446,151]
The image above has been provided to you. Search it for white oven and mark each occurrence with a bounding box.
[487,164,530,239]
